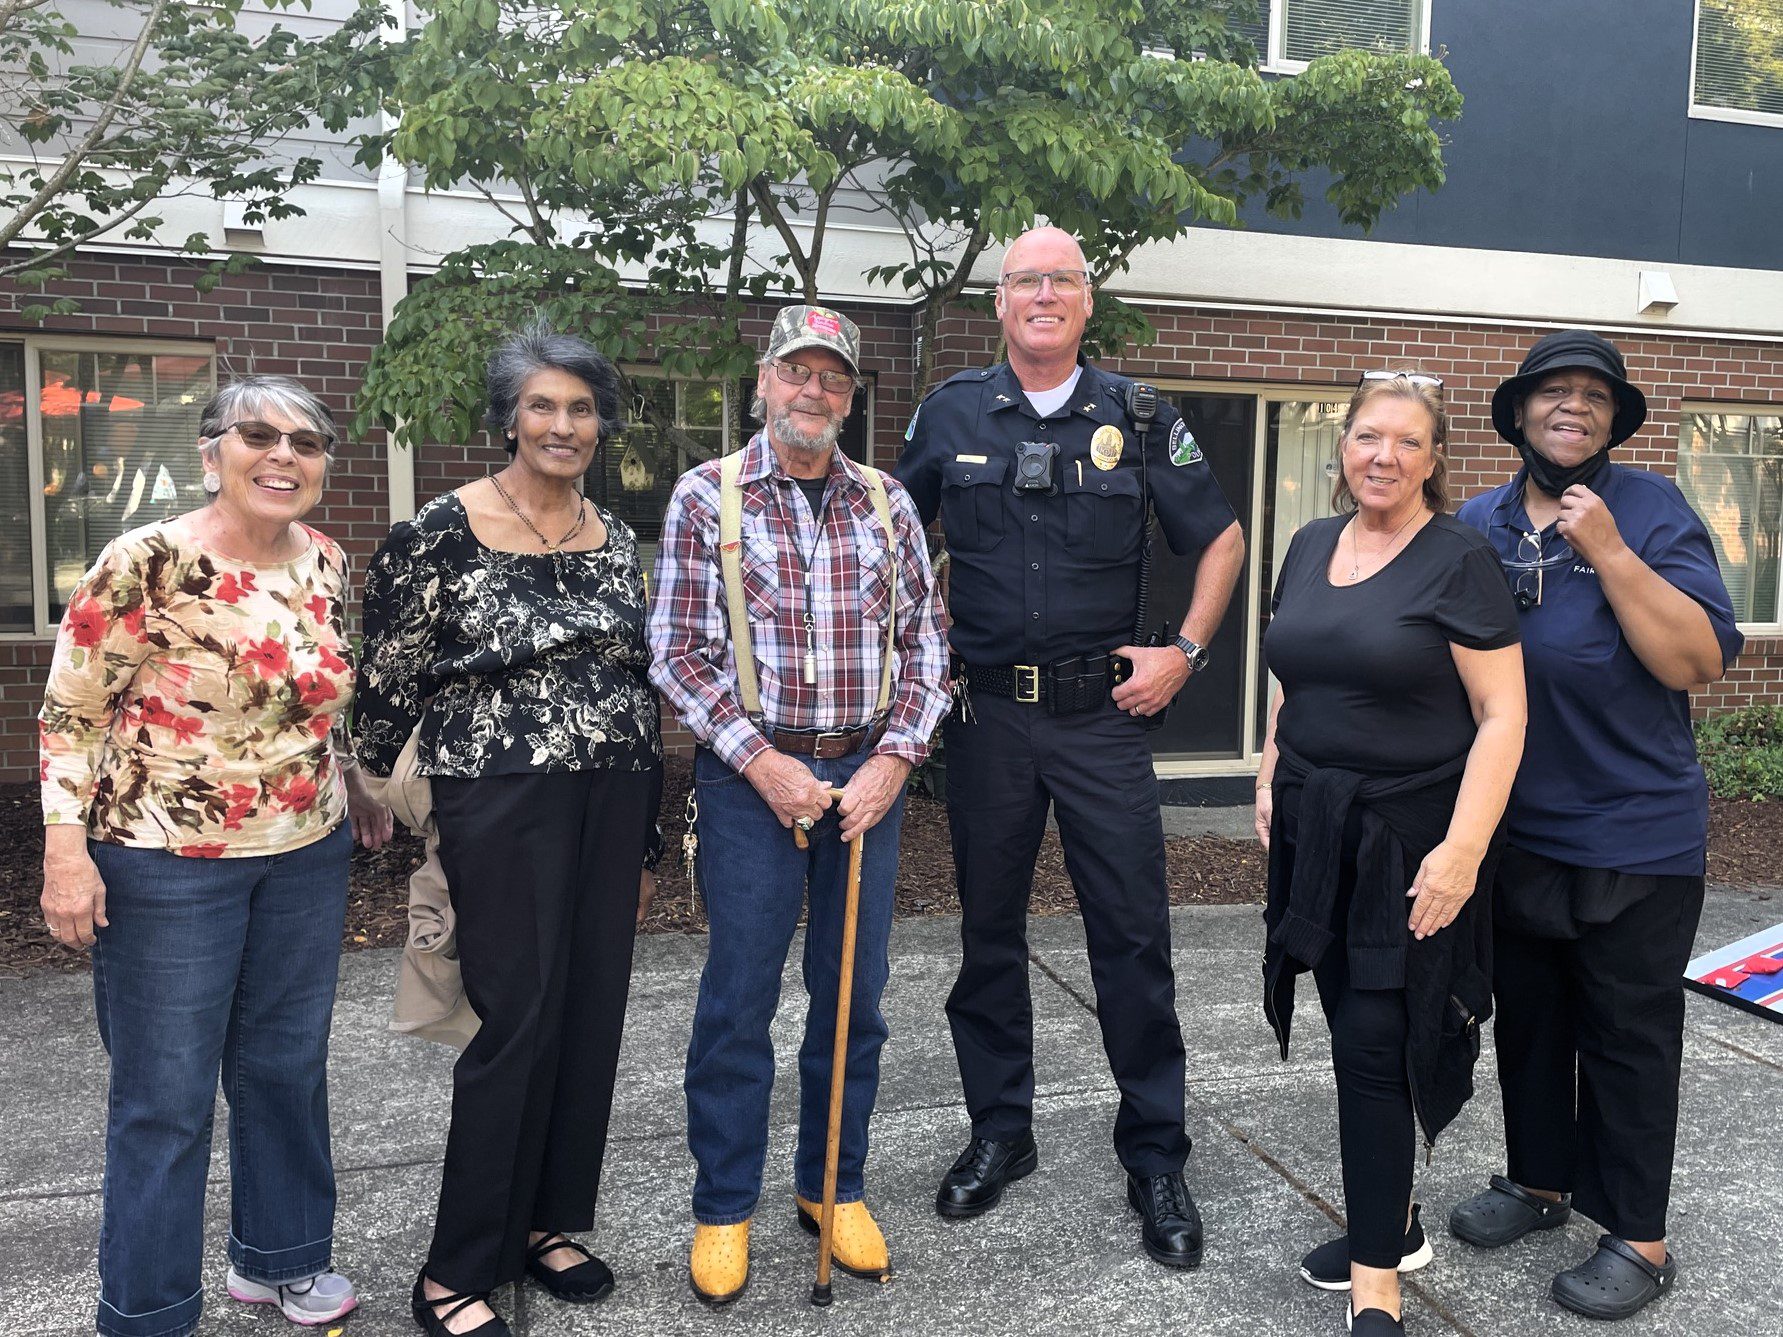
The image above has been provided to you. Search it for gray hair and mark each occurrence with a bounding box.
[483,321,622,453]
[198,375,337,451]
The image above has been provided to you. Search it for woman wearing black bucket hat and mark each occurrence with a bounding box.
[1453,330,1743,1321]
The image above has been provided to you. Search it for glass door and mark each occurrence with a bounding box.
[1147,393,1256,760]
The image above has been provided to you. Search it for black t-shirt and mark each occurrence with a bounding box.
[1265,513,1519,776]
[793,474,829,519]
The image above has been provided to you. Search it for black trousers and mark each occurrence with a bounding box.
[943,691,1188,1175]
[1297,802,1416,1271]
[426,768,656,1292]
[1493,865,1706,1241]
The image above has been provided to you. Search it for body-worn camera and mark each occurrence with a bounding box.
[1013,440,1058,493]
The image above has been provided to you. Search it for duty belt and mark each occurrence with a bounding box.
[961,655,1130,715]
[768,717,889,760]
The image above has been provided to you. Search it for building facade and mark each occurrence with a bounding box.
[4,0,1782,780]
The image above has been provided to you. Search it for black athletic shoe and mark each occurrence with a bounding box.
[1299,1204,1433,1291]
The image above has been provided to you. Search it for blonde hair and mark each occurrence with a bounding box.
[1331,371,1449,514]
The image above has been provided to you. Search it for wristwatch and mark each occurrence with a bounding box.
[1171,635,1209,674]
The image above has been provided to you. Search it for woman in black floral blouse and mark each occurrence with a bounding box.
[355,324,663,1337]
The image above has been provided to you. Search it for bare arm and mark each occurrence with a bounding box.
[1113,519,1247,715]
[1254,684,1284,848]
[1406,643,1527,939]
[1559,485,1725,689]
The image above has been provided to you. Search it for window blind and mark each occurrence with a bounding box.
[1695,0,1783,117]
[1282,0,1422,63]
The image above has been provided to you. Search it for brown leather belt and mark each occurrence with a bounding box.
[768,718,888,760]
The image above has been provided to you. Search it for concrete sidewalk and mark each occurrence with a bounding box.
[3,887,1780,1336]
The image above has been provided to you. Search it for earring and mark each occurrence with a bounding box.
[202,473,221,494]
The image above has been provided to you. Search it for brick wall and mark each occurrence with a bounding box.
[4,255,1781,782]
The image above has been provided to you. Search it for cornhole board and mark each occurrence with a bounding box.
[1685,923,1783,1024]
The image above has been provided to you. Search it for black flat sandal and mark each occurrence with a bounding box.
[411,1273,511,1337]
[1552,1236,1676,1320]
[525,1233,616,1304]
[1448,1175,1572,1249]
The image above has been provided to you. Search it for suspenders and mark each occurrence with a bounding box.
[717,450,898,729]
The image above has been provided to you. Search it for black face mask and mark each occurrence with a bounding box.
[1517,438,1611,498]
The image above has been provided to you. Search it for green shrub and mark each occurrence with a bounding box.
[1695,705,1783,800]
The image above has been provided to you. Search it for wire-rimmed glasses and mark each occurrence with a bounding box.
[1502,527,1574,609]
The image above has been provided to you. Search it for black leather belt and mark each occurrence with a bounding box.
[767,718,888,760]
[962,655,1129,715]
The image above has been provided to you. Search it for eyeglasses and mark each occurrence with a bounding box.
[999,269,1090,296]
[1502,527,1574,609]
[771,360,857,395]
[221,420,335,458]
[1359,371,1444,390]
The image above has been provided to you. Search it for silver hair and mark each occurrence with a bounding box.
[196,375,336,502]
[483,320,622,452]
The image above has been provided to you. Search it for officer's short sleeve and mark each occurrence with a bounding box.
[893,390,945,526]
[1148,404,1237,555]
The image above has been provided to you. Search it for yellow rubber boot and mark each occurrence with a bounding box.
[690,1220,750,1304]
[796,1196,891,1281]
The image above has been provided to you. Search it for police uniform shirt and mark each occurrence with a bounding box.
[895,359,1236,665]
[1457,463,1744,875]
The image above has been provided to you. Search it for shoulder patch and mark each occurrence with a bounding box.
[1168,418,1203,466]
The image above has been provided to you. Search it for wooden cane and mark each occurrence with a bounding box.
[793,787,862,1306]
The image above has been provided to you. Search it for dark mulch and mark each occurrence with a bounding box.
[7,772,1778,977]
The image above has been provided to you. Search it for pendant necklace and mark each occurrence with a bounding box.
[1347,507,1423,582]
[489,472,589,593]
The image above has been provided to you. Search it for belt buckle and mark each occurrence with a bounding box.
[812,728,855,760]
[1013,664,1041,704]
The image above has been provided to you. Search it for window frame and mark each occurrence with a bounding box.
[1676,398,1783,636]
[0,333,218,640]
[1689,0,1783,128]
[1250,0,1434,75]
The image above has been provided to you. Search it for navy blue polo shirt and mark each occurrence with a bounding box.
[894,359,1236,664]
[1457,464,1743,875]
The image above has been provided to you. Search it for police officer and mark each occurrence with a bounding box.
[894,226,1244,1267]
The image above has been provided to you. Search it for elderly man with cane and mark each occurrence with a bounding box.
[649,304,948,1305]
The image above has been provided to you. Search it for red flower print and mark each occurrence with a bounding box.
[241,638,290,679]
[306,594,330,625]
[178,842,229,859]
[316,641,350,676]
[134,696,204,744]
[269,775,319,813]
[221,783,257,832]
[216,571,258,604]
[307,714,334,740]
[65,596,107,648]
[119,605,147,643]
[294,672,338,709]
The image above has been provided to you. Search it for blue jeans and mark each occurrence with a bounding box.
[87,824,351,1337]
[685,747,905,1224]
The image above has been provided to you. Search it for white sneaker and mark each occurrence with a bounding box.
[226,1267,359,1326]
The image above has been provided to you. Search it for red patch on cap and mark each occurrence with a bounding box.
[806,311,842,337]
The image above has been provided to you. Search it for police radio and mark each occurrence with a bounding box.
[1126,382,1172,732]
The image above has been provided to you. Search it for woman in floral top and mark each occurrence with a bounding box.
[38,375,390,1337]
[356,325,662,1337]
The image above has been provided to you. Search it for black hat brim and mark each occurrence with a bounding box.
[1491,361,1648,450]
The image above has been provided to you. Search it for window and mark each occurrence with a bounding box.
[0,337,216,634]
[1692,1,1783,125]
[586,370,876,544]
[1676,407,1783,626]
[1235,0,1430,71]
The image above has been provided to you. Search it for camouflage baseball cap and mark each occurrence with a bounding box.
[766,304,862,376]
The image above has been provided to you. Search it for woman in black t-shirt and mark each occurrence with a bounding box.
[1256,372,1525,1336]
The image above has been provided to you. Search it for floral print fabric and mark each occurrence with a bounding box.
[39,519,353,857]
[353,492,661,779]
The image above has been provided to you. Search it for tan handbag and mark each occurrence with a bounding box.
[374,727,480,1051]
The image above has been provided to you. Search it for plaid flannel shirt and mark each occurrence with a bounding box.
[647,433,949,775]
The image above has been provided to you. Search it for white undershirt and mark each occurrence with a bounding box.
[1021,365,1084,419]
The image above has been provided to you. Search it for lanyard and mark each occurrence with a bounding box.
[785,477,832,686]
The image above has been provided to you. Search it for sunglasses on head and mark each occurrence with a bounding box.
[222,420,335,459]
[1359,370,1444,390]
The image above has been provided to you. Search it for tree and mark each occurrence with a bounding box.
[1,0,390,317]
[356,0,1463,447]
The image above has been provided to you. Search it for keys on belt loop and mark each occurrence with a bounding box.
[1013,664,1042,704]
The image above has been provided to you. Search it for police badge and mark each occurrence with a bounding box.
[1090,423,1124,471]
